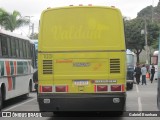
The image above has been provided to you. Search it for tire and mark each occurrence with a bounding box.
[0,89,3,110]
[127,84,130,90]
[29,80,32,92]
[130,83,133,89]
[20,85,30,99]
[127,83,133,90]
[24,85,30,98]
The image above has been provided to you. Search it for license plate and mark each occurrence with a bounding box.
[74,80,88,86]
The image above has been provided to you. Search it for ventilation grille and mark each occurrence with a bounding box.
[43,60,53,74]
[110,59,120,73]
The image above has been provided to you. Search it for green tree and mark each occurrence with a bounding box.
[136,0,160,50]
[0,8,8,26]
[30,33,38,39]
[125,18,144,63]
[137,5,153,19]
[125,18,159,63]
[147,22,159,48]
[0,8,29,32]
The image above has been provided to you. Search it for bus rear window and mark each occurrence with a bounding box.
[40,7,125,51]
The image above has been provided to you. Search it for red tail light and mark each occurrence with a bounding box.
[97,85,108,91]
[42,86,52,92]
[55,86,67,92]
[111,85,121,91]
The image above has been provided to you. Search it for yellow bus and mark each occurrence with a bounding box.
[38,5,126,113]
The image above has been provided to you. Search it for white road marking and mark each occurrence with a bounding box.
[138,97,142,111]
[136,84,142,111]
[3,98,36,111]
[136,84,139,93]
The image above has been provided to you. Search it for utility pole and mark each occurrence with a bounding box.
[141,17,148,64]
[151,0,154,23]
[31,23,34,35]
[24,16,33,37]
[144,18,148,64]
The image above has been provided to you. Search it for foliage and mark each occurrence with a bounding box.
[125,1,160,63]
[0,8,29,32]
[30,33,38,39]
[125,18,144,63]
[125,19,159,63]
[0,8,8,26]
[137,6,153,18]
[147,22,159,47]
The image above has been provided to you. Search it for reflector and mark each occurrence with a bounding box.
[56,86,66,92]
[42,86,52,92]
[97,85,108,91]
[111,85,121,91]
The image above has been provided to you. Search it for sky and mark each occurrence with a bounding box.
[0,0,159,36]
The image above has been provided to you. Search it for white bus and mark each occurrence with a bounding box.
[31,39,38,69]
[0,29,36,110]
[150,50,158,80]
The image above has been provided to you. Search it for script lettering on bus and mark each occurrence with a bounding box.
[73,62,90,67]
[51,24,108,41]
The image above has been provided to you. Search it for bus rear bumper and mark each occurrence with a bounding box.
[38,93,126,112]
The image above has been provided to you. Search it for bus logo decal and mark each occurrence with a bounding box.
[73,62,90,67]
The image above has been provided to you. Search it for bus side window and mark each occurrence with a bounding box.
[25,41,28,58]
[26,41,29,58]
[31,44,36,68]
[23,40,27,58]
[27,42,31,58]
[19,39,24,58]
[15,39,20,58]
[11,37,17,57]
[0,35,2,56]
[1,36,8,57]
[7,37,11,57]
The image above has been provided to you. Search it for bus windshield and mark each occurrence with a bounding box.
[127,54,134,65]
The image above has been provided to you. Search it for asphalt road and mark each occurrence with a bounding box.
[1,78,160,120]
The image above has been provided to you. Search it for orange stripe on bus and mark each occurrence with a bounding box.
[56,60,73,63]
[14,61,17,75]
[5,61,12,91]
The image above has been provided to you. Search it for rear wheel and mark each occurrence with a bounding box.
[127,83,133,90]
[129,83,133,89]
[20,85,30,99]
[0,89,3,110]
[29,80,32,92]
[24,85,30,98]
